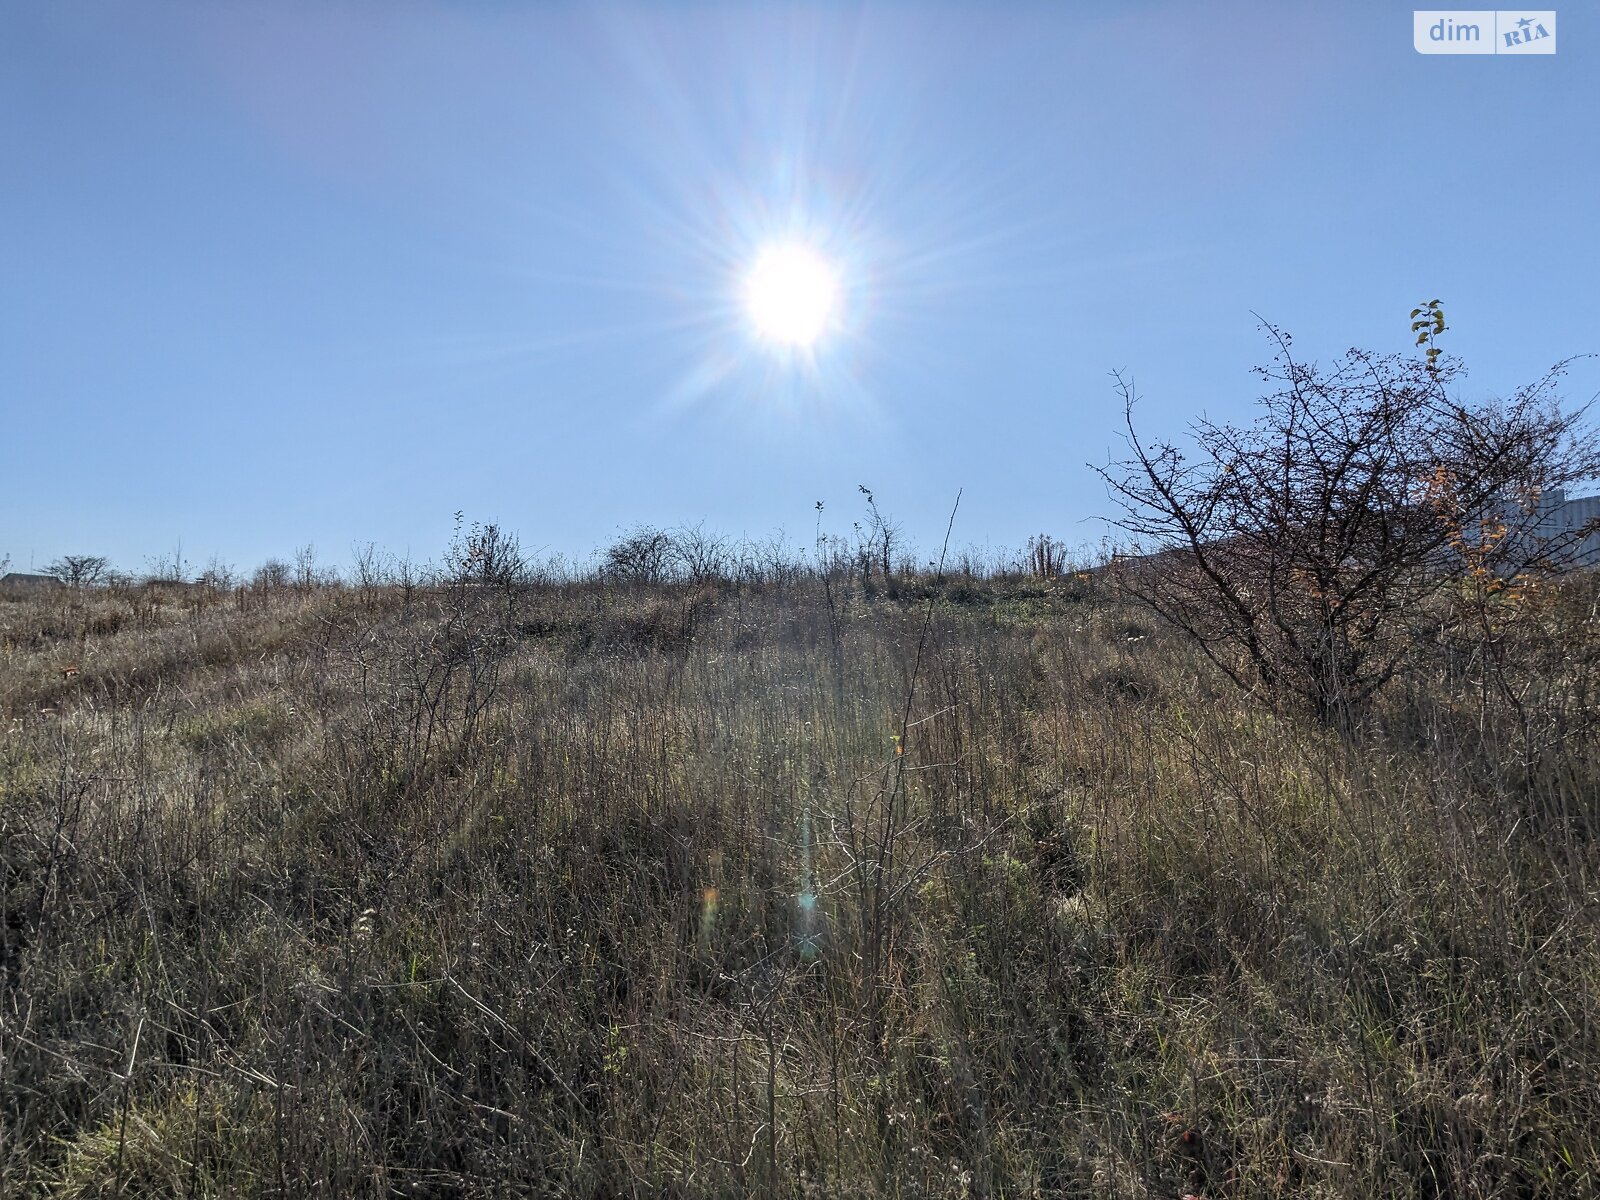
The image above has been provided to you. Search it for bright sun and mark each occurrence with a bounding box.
[744,244,840,349]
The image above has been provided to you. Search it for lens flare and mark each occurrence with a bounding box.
[698,885,720,949]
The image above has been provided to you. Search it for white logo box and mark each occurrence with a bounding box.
[1414,10,1556,54]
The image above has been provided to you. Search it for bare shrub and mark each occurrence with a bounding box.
[445,517,528,590]
[197,556,236,590]
[853,485,904,594]
[1027,535,1066,578]
[252,558,292,591]
[44,555,109,589]
[291,543,343,589]
[1094,320,1600,722]
[351,541,384,590]
[602,525,676,585]
[144,547,189,584]
[669,522,729,583]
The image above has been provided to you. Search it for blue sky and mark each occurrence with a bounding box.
[4,2,1597,575]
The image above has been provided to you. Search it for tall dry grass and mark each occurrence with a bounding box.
[1,570,1596,1197]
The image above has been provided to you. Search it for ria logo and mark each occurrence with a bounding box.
[1414,11,1556,54]
[1501,13,1554,47]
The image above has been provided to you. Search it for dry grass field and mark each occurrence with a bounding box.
[2,566,1597,1197]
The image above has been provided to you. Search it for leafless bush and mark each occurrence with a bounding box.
[812,531,854,581]
[1095,320,1600,722]
[251,558,292,591]
[755,530,808,588]
[669,522,729,582]
[43,554,109,589]
[351,540,389,593]
[853,485,904,593]
[603,524,677,585]
[144,547,189,584]
[444,517,528,590]
[291,543,343,589]
[1027,535,1066,578]
[197,555,236,590]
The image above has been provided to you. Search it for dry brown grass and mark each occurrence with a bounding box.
[1,574,1596,1197]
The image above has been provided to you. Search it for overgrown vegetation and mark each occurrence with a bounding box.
[1096,317,1600,726]
[2,519,1597,1196]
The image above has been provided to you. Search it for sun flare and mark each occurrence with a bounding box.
[743,243,840,349]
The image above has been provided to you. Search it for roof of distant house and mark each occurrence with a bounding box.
[1,572,65,587]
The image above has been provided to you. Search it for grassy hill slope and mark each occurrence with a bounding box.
[2,575,1596,1197]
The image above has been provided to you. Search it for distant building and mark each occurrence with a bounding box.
[0,572,65,592]
[1100,492,1600,580]
[1534,489,1600,566]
